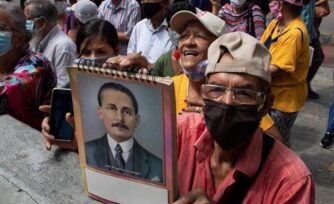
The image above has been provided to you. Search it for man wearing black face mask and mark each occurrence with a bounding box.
[126,0,174,65]
[174,32,314,203]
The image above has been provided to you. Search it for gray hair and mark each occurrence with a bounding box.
[25,0,58,25]
[0,1,26,33]
[0,1,31,43]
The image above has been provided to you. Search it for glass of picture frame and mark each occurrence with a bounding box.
[68,62,178,204]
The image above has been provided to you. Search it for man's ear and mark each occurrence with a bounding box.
[260,93,274,117]
[135,115,141,127]
[97,106,103,120]
[279,0,284,10]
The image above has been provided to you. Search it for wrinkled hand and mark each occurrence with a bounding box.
[39,105,78,151]
[181,98,204,114]
[105,55,134,69]
[173,189,214,204]
[105,53,149,71]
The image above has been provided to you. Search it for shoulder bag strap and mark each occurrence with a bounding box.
[218,134,275,204]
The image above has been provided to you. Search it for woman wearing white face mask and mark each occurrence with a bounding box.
[213,0,266,40]
[0,1,56,129]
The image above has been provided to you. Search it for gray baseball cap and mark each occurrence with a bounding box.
[74,0,97,24]
[170,10,226,37]
[206,32,271,83]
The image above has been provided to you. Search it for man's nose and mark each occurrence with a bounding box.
[184,36,196,47]
[115,110,124,121]
[220,90,234,105]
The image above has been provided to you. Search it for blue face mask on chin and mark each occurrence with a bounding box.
[180,59,208,81]
[0,31,12,57]
[26,20,35,32]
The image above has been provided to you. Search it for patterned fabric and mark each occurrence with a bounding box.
[270,109,298,146]
[218,3,266,40]
[0,50,56,129]
[98,0,141,55]
[177,113,315,203]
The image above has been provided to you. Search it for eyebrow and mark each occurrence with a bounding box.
[106,103,134,112]
[122,106,134,113]
[208,81,258,90]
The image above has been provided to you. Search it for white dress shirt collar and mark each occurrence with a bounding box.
[107,133,134,162]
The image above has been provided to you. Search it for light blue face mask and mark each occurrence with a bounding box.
[0,31,12,57]
[180,59,208,81]
[26,20,35,32]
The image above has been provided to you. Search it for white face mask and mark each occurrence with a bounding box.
[230,0,247,8]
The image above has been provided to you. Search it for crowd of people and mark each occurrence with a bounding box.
[0,0,333,203]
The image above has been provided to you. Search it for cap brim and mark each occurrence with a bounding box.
[170,11,201,35]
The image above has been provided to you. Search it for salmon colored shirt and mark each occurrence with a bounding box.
[177,113,315,203]
[172,74,275,131]
[260,17,309,112]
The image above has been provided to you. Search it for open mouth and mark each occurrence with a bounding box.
[183,50,199,57]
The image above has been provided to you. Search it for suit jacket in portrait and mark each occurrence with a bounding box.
[85,134,163,183]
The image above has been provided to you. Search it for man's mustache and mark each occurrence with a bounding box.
[112,122,129,130]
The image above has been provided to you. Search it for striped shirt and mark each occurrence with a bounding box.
[218,3,265,40]
[177,113,315,203]
[98,0,141,55]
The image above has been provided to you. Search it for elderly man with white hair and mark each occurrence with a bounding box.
[24,0,77,88]
[0,1,56,129]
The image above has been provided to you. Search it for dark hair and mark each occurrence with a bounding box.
[283,1,302,16]
[166,2,196,26]
[76,19,119,55]
[97,82,138,114]
[25,0,58,24]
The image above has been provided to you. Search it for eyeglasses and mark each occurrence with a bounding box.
[201,84,265,105]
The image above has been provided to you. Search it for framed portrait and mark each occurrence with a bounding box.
[68,63,177,204]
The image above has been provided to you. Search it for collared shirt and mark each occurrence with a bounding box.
[38,26,77,88]
[127,18,174,63]
[98,0,141,55]
[107,133,134,162]
[177,113,315,203]
[0,50,56,129]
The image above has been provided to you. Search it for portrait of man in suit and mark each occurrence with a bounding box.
[85,82,163,183]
